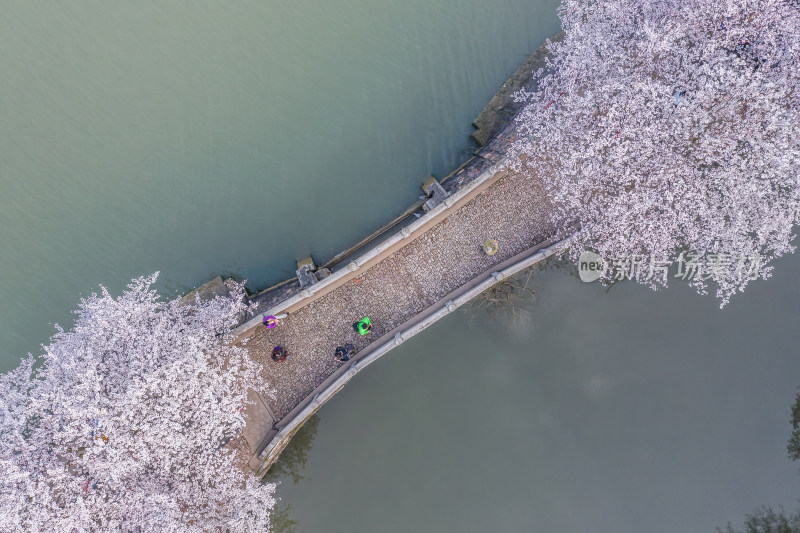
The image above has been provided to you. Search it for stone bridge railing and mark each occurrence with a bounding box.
[251,229,573,478]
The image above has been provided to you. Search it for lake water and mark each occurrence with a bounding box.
[268,257,800,532]
[2,2,798,532]
[0,0,561,368]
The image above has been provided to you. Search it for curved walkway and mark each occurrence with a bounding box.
[233,31,570,474]
[238,158,564,473]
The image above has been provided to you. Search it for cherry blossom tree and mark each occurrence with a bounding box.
[0,358,35,531]
[0,274,274,532]
[512,0,800,305]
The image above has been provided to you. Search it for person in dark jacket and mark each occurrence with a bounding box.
[271,345,288,362]
[334,343,357,363]
[334,346,349,363]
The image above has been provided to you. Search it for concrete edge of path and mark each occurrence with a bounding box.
[251,232,575,478]
[231,155,515,343]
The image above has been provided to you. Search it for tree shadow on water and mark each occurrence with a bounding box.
[464,253,625,339]
[262,414,321,532]
[536,251,625,294]
[264,414,320,485]
[465,253,578,331]
[533,253,579,277]
[467,266,537,332]
[269,502,302,533]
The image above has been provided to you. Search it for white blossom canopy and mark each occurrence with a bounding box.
[512,0,800,304]
[0,274,274,532]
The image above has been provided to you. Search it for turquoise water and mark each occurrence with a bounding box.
[0,0,561,368]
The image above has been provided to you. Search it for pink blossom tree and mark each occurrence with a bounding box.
[513,0,800,305]
[0,274,274,532]
[0,358,35,531]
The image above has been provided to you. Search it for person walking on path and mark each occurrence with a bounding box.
[271,345,288,362]
[263,313,288,329]
[353,316,372,335]
[334,343,356,363]
[334,346,349,363]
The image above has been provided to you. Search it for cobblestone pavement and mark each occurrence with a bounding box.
[244,163,555,421]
